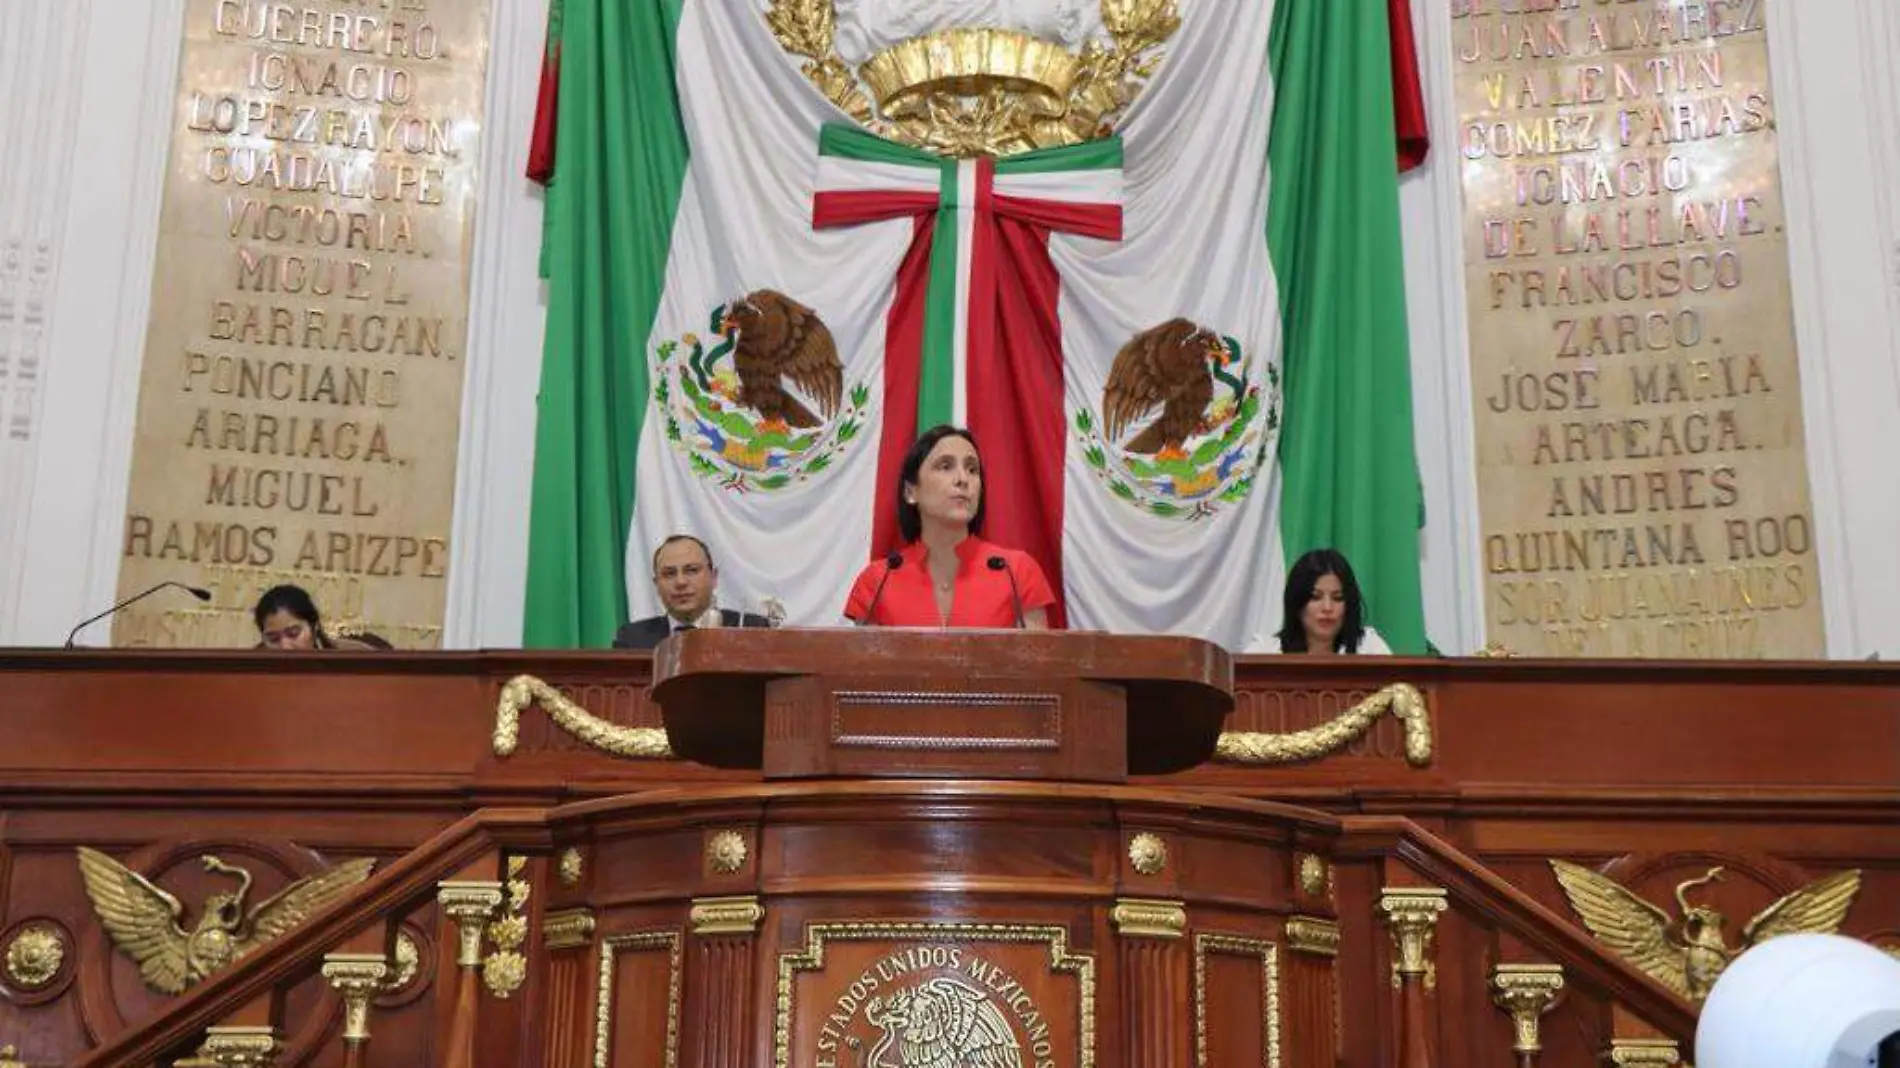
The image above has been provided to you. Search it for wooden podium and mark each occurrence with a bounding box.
[530,630,1339,1067]
[650,628,1234,780]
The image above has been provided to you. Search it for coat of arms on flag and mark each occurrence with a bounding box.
[525,0,1430,654]
[652,291,873,494]
[1072,319,1281,523]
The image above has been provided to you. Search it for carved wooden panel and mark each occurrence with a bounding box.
[686,936,754,1068]
[831,691,1064,751]
[762,675,1127,781]
[775,923,1096,1068]
[1119,937,1189,1064]
[1281,948,1339,1068]
[1194,933,1279,1068]
[597,930,682,1068]
[538,949,589,1068]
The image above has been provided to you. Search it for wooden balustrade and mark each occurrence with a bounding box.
[67,812,549,1068]
[67,810,1702,1068]
[2,647,1892,1067]
[1340,819,1699,1040]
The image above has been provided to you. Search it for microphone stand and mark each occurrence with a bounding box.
[855,553,904,625]
[987,556,1026,629]
[64,581,212,648]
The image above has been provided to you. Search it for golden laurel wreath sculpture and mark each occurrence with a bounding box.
[493,675,674,760]
[1213,683,1433,767]
[767,0,1182,157]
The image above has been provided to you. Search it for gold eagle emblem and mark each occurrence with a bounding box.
[865,976,1023,1068]
[77,847,375,995]
[1550,860,1861,1002]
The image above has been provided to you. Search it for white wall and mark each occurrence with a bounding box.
[0,0,184,647]
[1401,0,1488,655]
[1765,0,1900,658]
[3,1,1896,656]
[440,0,551,647]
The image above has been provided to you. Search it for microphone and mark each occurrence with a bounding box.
[986,555,1025,629]
[65,581,212,648]
[855,552,903,626]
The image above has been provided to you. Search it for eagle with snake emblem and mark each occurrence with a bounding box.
[1550,859,1861,1002]
[1100,317,1247,460]
[722,289,844,431]
[77,847,375,994]
[861,976,1023,1068]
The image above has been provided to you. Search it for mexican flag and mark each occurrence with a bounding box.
[523,0,1429,652]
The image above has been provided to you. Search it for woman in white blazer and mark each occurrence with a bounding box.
[1267,549,1389,656]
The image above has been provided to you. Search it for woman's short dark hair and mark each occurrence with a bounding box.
[1276,549,1367,654]
[253,584,333,648]
[896,425,986,543]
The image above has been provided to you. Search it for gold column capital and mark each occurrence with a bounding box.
[1607,1038,1681,1067]
[1110,898,1187,939]
[690,895,765,937]
[1490,963,1564,1055]
[196,1025,281,1068]
[320,952,389,1044]
[1379,887,1449,988]
[1285,916,1341,957]
[543,908,597,951]
[437,880,505,968]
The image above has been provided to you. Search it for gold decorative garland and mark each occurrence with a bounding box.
[493,675,673,760]
[494,675,1430,769]
[1213,684,1433,767]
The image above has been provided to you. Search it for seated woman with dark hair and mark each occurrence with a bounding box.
[843,425,1056,629]
[252,585,379,650]
[1266,549,1391,655]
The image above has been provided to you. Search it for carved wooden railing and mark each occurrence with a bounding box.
[73,810,552,1068]
[1336,817,1700,1068]
[81,810,1701,1068]
[10,650,1894,1066]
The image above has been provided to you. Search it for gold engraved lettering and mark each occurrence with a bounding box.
[1458,0,1823,658]
[122,0,482,646]
[776,922,1095,1068]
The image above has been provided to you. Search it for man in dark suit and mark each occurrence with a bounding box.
[613,534,771,650]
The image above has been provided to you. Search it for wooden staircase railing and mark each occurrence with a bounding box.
[77,809,1699,1068]
[74,809,551,1068]
[1338,816,1700,1068]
